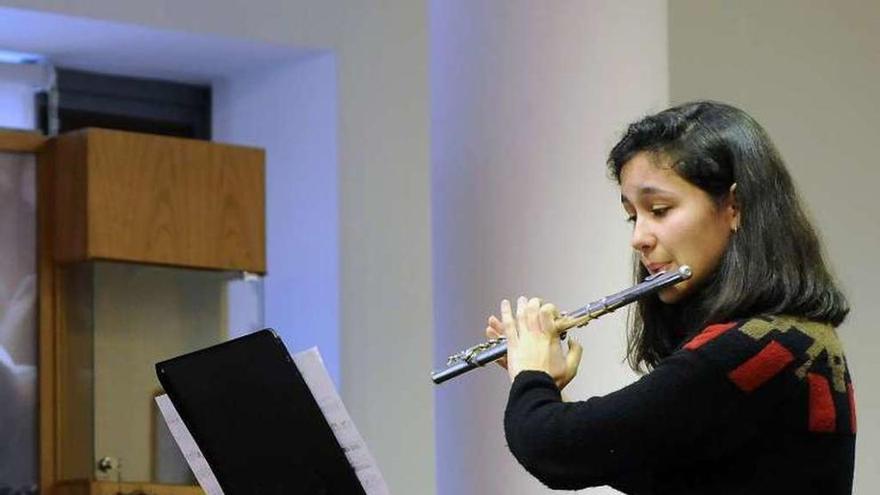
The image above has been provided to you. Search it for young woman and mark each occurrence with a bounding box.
[488,101,855,494]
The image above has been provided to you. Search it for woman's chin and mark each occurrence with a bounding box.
[658,285,687,304]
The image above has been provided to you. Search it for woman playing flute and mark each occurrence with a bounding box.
[488,101,854,494]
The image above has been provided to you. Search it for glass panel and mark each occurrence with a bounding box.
[0,151,38,494]
[58,260,264,485]
[57,263,95,481]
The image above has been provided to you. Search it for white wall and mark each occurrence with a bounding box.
[431,1,668,493]
[0,81,34,129]
[0,1,434,493]
[213,54,341,383]
[0,60,49,130]
[669,1,880,491]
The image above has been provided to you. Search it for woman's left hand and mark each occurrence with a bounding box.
[501,296,583,389]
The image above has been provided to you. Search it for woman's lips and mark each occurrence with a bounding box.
[646,262,671,274]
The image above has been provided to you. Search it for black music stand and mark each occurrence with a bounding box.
[155,329,366,495]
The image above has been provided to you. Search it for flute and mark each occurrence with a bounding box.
[431,265,692,385]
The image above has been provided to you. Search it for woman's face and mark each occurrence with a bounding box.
[620,152,738,303]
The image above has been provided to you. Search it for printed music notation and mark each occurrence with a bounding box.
[154,394,225,495]
[293,347,391,495]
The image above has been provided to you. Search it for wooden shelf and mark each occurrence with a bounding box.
[52,128,266,273]
[0,128,47,152]
[55,480,204,495]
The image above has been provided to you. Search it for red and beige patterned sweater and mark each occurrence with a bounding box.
[504,315,856,494]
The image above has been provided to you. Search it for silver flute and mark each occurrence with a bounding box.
[431,265,692,385]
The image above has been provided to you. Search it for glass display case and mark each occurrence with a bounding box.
[57,262,262,491]
[35,128,266,495]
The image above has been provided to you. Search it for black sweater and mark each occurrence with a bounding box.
[504,315,856,494]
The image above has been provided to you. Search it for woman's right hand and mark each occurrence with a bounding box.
[487,298,584,390]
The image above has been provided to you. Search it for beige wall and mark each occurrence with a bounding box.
[0,0,434,492]
[670,0,880,491]
[431,1,667,493]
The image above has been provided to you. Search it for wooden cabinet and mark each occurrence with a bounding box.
[34,129,266,494]
[51,128,265,273]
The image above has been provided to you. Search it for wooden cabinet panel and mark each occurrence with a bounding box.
[55,480,204,495]
[53,129,265,273]
[0,128,46,151]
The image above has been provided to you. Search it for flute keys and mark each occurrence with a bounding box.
[446,337,506,366]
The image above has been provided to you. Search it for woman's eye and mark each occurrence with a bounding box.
[651,206,670,217]
[625,214,636,224]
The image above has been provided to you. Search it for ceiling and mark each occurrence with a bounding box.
[0,6,315,84]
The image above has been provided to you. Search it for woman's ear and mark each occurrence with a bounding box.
[727,183,740,232]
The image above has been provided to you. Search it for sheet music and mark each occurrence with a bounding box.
[155,394,225,495]
[294,347,391,495]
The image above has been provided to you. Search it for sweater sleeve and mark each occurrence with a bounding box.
[503,318,824,491]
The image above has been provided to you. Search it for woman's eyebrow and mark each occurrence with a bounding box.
[637,185,674,196]
[621,185,674,204]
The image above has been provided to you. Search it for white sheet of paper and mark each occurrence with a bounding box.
[293,347,391,495]
[154,394,225,495]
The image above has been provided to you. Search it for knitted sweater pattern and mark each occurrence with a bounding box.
[504,315,856,494]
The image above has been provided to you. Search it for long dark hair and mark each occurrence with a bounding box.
[607,101,849,371]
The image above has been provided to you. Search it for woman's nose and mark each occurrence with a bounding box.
[630,218,656,253]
